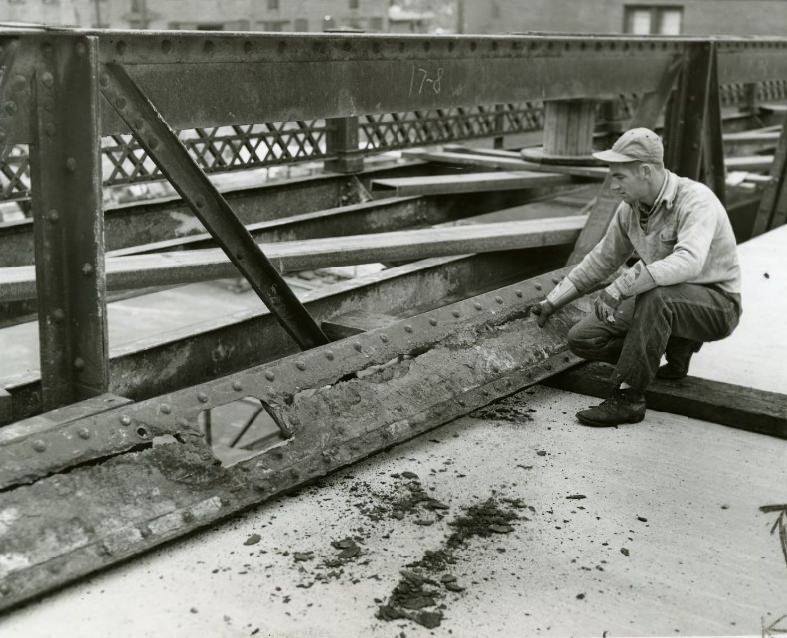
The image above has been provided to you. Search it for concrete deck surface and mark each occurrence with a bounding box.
[0,226,786,637]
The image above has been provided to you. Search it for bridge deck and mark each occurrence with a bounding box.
[1,221,785,637]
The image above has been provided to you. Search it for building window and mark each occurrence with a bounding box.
[294,18,309,32]
[624,5,683,35]
[267,0,279,10]
[368,16,383,31]
[349,0,359,9]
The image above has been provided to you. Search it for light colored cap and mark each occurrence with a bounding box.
[592,127,664,164]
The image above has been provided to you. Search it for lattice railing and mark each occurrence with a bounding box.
[1,80,786,204]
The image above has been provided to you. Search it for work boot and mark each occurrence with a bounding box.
[576,388,646,427]
[656,339,702,380]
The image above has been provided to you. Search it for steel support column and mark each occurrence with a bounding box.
[99,62,328,349]
[29,35,109,410]
[664,42,714,182]
[701,45,726,206]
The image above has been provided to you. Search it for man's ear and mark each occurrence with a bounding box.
[639,163,653,179]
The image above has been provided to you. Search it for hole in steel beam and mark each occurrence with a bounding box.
[200,397,287,467]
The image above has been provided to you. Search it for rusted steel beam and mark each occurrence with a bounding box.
[545,362,787,439]
[0,267,588,609]
[100,62,328,350]
[0,218,585,300]
[702,45,727,206]
[1,248,571,424]
[665,42,715,182]
[28,35,109,411]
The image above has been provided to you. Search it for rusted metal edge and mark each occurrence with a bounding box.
[0,266,573,490]
[0,268,587,611]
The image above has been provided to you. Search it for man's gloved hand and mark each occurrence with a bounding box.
[594,286,622,323]
[529,300,555,327]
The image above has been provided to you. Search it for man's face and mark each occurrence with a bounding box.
[608,162,649,204]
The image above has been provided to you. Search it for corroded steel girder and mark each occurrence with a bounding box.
[0,267,588,609]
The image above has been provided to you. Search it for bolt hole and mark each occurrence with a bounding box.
[136,426,149,438]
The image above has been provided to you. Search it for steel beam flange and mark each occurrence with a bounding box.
[0,266,577,490]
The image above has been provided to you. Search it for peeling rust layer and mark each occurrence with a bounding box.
[0,267,589,609]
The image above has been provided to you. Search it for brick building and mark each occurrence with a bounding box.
[0,0,389,31]
[463,0,787,36]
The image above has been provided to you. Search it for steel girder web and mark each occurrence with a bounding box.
[0,267,589,611]
[98,62,328,350]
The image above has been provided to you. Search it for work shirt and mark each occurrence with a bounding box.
[567,169,742,302]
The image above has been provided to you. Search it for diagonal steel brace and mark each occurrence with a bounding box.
[98,62,328,349]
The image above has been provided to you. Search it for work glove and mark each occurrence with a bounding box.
[529,276,580,328]
[594,288,620,323]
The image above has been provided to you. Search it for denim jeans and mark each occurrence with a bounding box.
[566,284,741,391]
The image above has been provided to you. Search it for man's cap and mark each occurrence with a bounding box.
[592,127,664,164]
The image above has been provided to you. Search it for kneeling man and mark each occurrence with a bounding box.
[532,127,742,427]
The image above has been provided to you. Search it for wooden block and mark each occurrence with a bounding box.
[0,387,11,425]
[545,362,787,439]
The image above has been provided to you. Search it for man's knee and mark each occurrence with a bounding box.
[567,323,604,357]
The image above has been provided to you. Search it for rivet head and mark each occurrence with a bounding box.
[563,355,571,362]
[197,391,209,403]
[41,72,54,88]
[99,74,110,87]
[44,122,56,136]
[133,118,144,130]
[74,41,86,56]
[380,334,389,342]
[77,428,90,440]
[52,308,65,322]
[33,440,47,452]
[353,342,362,352]
[429,318,438,326]
[115,96,127,109]
[120,415,131,426]
[160,403,171,414]
[289,468,300,479]
[194,197,205,209]
[73,357,85,370]
[81,263,94,276]
[404,325,413,333]
[148,138,159,150]
[473,302,482,311]
[515,290,523,298]
[495,296,504,304]
[181,510,194,523]
[295,361,306,371]
[116,40,127,55]
[47,209,59,223]
[65,157,77,172]
[3,101,17,116]
[551,277,560,284]
[161,39,173,54]
[325,350,335,361]
[232,380,243,391]
[264,371,275,381]
[452,310,461,318]
[0,583,10,596]
[534,283,543,291]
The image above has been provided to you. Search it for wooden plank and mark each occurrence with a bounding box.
[370,171,574,197]
[545,362,787,439]
[567,59,681,265]
[725,155,774,171]
[400,149,608,179]
[751,112,787,237]
[0,218,586,300]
